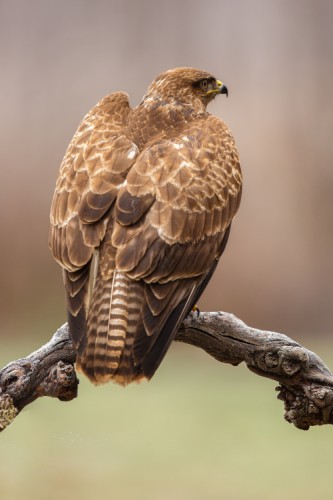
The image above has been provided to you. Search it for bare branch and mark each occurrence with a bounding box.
[0,326,78,431]
[1,312,332,432]
[178,312,333,429]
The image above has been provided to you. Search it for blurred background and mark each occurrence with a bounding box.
[0,0,332,499]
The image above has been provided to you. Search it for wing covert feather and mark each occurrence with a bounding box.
[113,116,242,283]
[49,92,138,271]
[116,116,242,246]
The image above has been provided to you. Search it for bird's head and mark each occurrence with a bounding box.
[143,67,228,110]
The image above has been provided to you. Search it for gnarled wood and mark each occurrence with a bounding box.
[1,312,332,432]
[178,312,333,430]
[0,326,78,431]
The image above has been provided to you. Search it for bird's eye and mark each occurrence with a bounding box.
[200,79,209,91]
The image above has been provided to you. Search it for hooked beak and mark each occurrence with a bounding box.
[216,80,228,97]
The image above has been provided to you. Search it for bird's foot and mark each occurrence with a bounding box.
[191,305,200,317]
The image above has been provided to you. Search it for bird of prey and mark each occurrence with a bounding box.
[49,67,242,385]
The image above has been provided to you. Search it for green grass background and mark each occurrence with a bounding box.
[0,339,332,500]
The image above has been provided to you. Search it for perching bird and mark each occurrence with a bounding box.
[49,67,242,385]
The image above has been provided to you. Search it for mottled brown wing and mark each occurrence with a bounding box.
[114,115,242,273]
[49,92,138,271]
[49,92,138,346]
[110,115,242,378]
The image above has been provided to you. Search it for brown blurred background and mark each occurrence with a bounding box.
[1,0,332,342]
[1,2,333,500]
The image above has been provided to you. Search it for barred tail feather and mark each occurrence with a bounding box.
[70,268,214,386]
[77,271,145,385]
[75,273,206,385]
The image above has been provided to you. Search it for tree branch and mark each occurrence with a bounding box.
[1,312,332,432]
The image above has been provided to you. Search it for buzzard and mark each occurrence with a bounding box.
[49,67,242,385]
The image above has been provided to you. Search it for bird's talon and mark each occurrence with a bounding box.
[192,305,200,317]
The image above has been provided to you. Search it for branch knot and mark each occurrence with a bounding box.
[37,361,79,401]
[254,346,309,378]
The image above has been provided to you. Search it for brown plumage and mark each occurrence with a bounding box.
[49,67,242,385]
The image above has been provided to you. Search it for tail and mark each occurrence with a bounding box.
[67,227,233,386]
[76,269,146,385]
[74,266,202,386]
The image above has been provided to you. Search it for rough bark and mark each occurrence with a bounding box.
[1,312,332,432]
